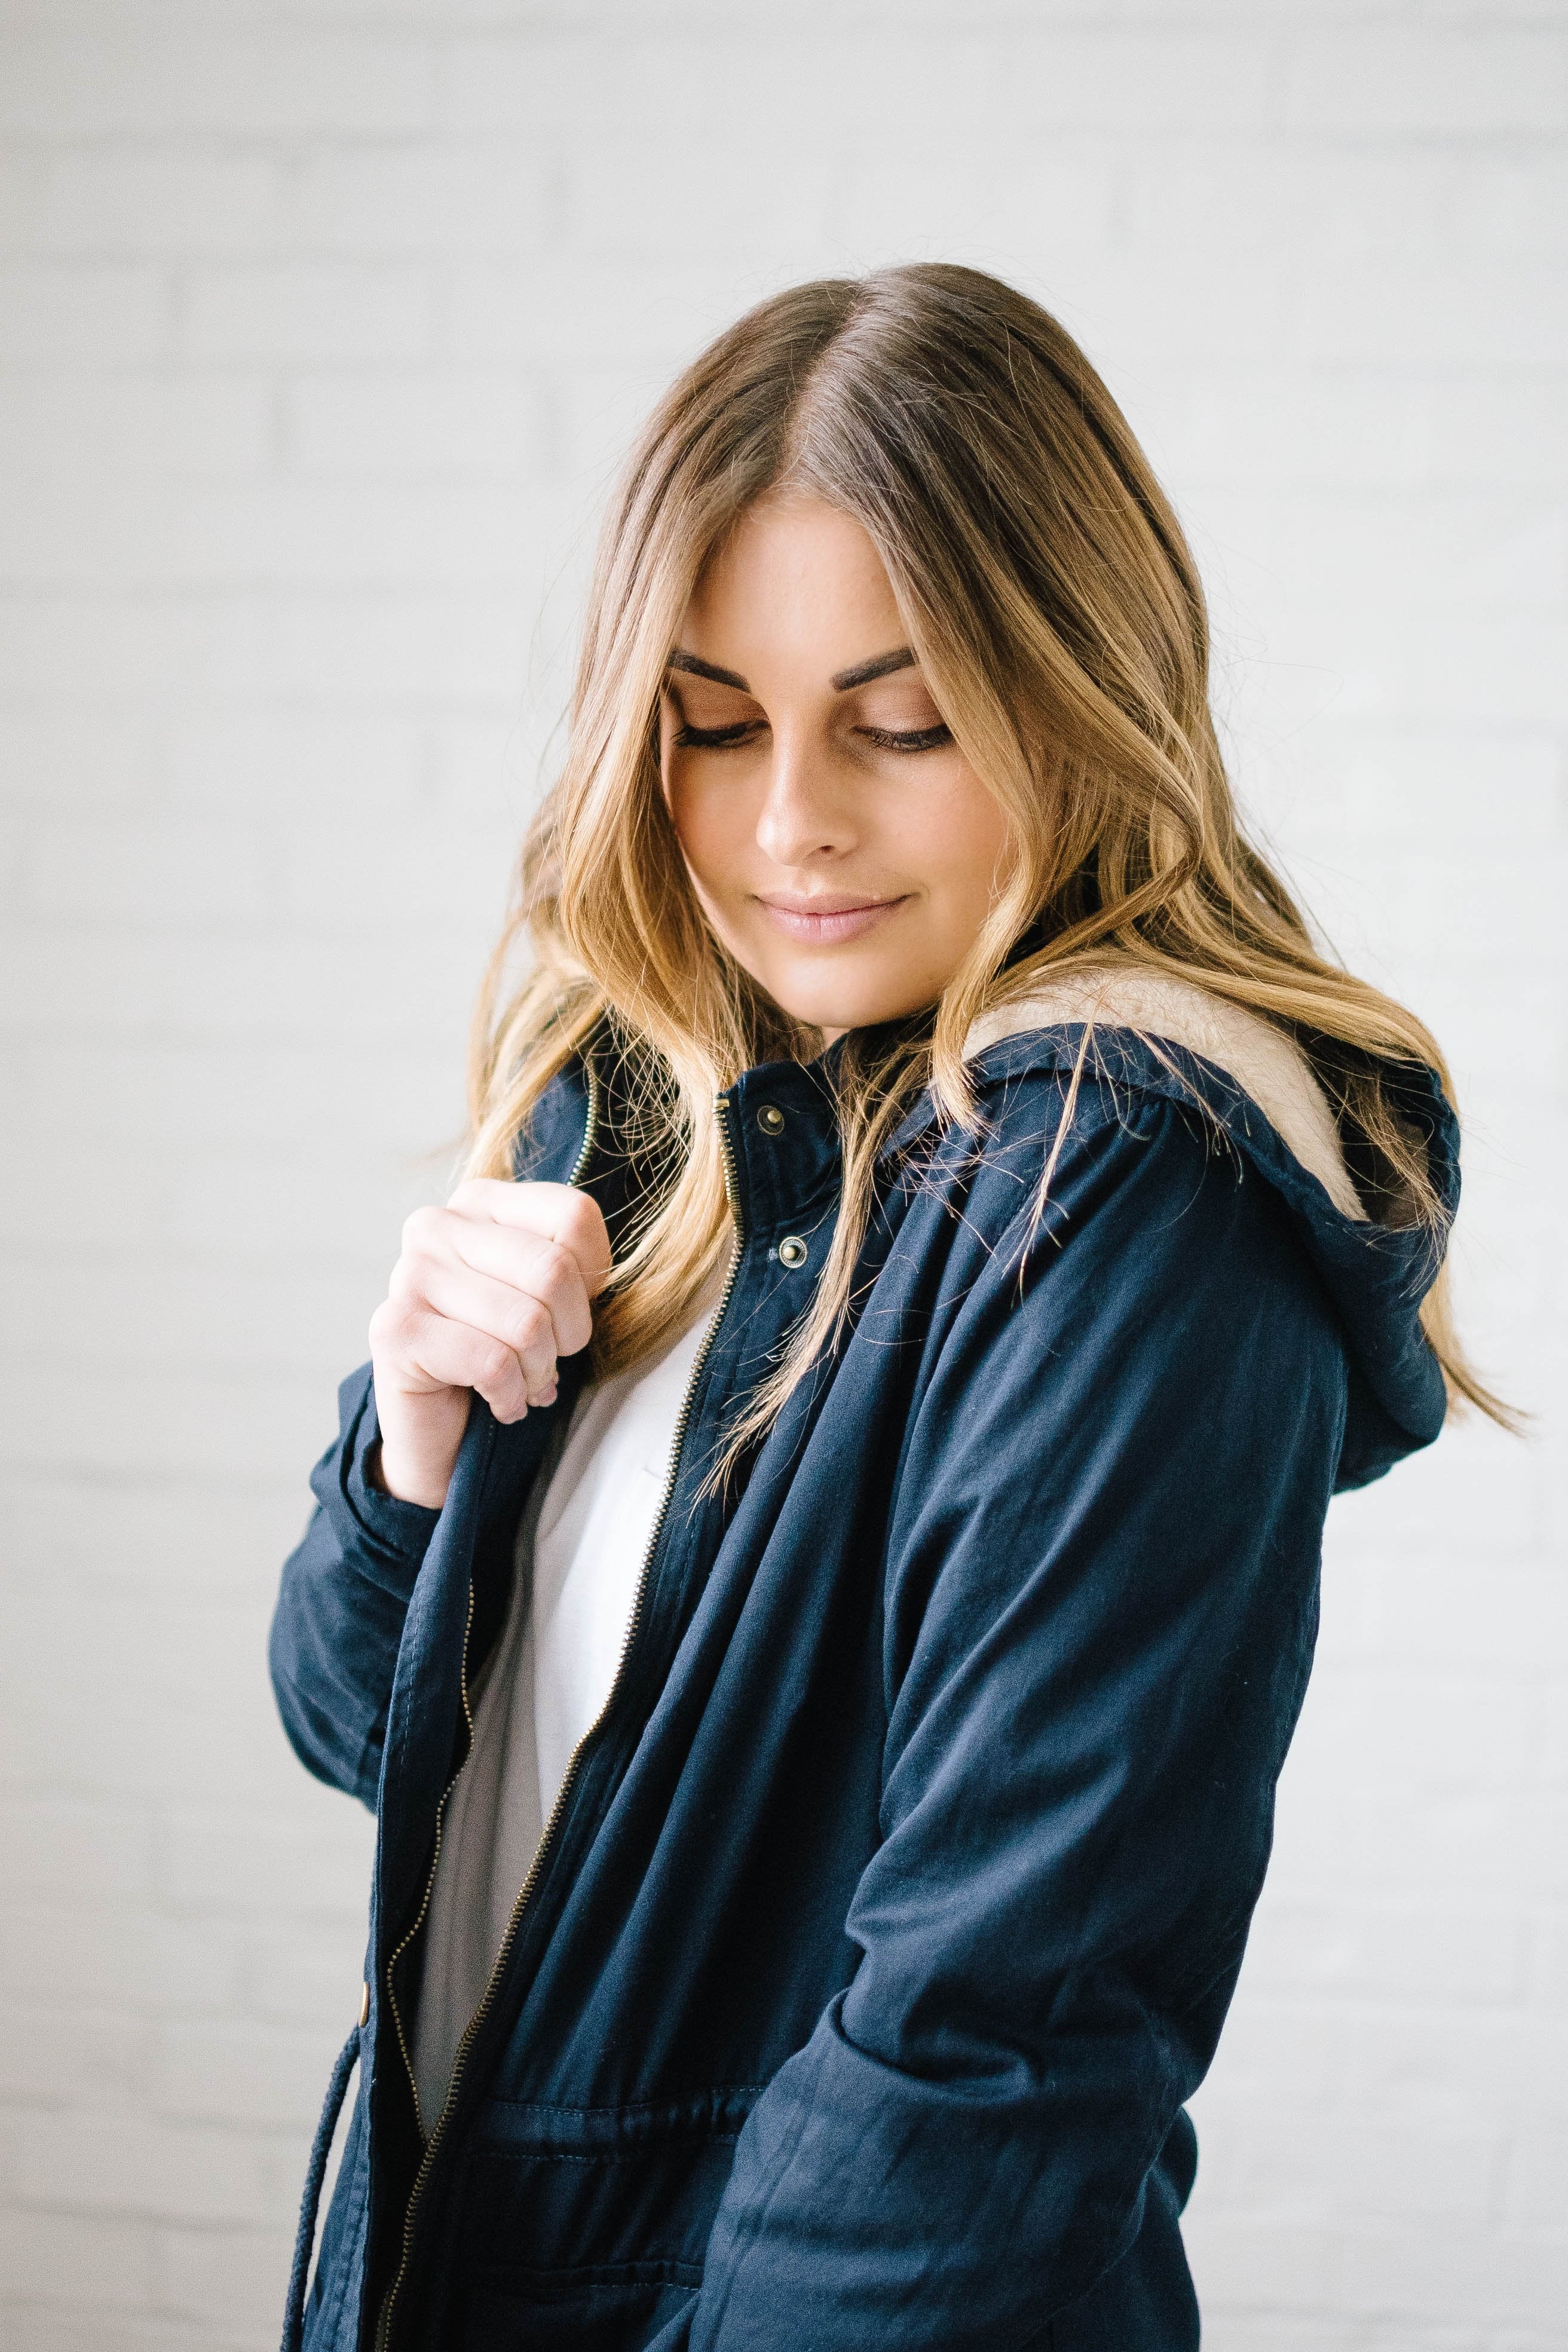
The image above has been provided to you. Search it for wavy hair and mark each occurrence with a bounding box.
[466,264,1508,1439]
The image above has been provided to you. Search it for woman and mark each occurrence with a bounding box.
[272,265,1500,2352]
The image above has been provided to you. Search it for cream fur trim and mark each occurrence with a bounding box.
[966,966,1367,1221]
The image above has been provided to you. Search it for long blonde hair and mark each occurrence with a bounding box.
[467,264,1506,1437]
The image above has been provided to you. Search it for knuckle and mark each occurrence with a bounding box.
[510,1298,551,1356]
[370,1297,418,1358]
[533,1238,573,1293]
[402,1203,445,1255]
[562,1193,608,1250]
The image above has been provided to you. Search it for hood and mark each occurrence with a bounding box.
[964,965,1459,1492]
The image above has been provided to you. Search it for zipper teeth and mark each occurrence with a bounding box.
[381,1585,476,2140]
[373,1076,742,2352]
[565,1046,602,1187]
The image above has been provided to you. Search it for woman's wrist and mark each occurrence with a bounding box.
[369,1432,455,1511]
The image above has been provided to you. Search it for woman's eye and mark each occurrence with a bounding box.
[673,720,763,749]
[857,723,954,754]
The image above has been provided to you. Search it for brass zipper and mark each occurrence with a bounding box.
[566,1046,603,1188]
[373,1078,743,2352]
[381,1583,476,2140]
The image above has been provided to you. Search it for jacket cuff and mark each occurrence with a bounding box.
[331,1364,442,1580]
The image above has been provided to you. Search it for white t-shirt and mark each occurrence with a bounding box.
[410,1305,714,2133]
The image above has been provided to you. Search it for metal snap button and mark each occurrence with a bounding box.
[777,1235,808,1268]
[756,1103,786,1135]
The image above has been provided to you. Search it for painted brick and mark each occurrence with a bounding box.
[242,1926,371,2030]
[0,1474,312,1604]
[287,143,550,257]
[161,712,423,817]
[1,7,1561,2348]
[20,819,273,923]
[0,590,528,702]
[158,2020,343,2130]
[0,1361,378,1487]
[277,815,511,927]
[4,1251,373,1373]
[180,262,433,365]
[1284,27,1568,136]
[837,150,1116,264]
[1426,376,1568,488]
[1147,371,1440,489]
[0,922,483,1045]
[192,593,525,699]
[0,374,273,479]
[16,2112,293,2229]
[1242,1892,1529,2004]
[0,2207,157,2310]
[37,151,286,256]
[284,369,538,472]
[1336,2218,1568,2329]
[1,1034,460,1154]
[0,33,433,140]
[0,474,544,593]
[1503,2126,1568,2235]
[0,261,169,361]
[0,1802,157,1906]
[1202,2322,1485,2352]
[155,2221,294,2328]
[0,2005,160,2108]
[1294,261,1568,372]
[1450,155,1568,261]
[0,2308,271,2352]
[157,1808,375,1924]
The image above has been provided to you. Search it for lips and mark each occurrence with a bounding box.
[756,895,909,945]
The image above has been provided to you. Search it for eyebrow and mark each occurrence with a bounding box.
[831,646,917,692]
[664,644,920,696]
[666,649,750,691]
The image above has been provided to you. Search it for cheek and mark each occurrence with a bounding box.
[663,760,750,901]
[915,773,1014,902]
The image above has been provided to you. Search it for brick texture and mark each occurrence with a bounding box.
[0,5,1563,2347]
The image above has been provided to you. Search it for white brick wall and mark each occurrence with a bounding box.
[0,6,1561,2346]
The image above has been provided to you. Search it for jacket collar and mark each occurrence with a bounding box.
[962,964,1364,1218]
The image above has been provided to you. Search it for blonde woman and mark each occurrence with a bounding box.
[272,267,1499,2352]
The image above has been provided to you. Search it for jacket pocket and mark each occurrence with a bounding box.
[457,2264,696,2352]
[446,2087,756,2350]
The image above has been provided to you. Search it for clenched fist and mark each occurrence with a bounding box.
[368,1180,612,1509]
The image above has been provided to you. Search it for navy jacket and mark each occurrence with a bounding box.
[270,1017,1455,2352]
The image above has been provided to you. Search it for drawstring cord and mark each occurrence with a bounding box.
[281,2026,361,2352]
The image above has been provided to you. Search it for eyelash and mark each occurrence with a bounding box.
[673,722,759,749]
[673,721,954,755]
[858,724,953,754]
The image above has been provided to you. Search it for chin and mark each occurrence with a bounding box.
[770,981,927,1037]
[748,942,940,1039]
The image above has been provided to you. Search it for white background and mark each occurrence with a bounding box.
[1,5,1563,2347]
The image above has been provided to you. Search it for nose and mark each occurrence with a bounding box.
[754,726,858,867]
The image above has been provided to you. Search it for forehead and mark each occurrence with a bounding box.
[681,497,903,677]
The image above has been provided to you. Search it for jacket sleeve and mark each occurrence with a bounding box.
[268,1059,596,1811]
[682,1093,1348,2350]
[269,1362,441,1809]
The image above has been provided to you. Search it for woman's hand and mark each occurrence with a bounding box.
[368,1180,612,1510]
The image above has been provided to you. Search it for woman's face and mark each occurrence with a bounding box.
[660,496,1013,1043]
